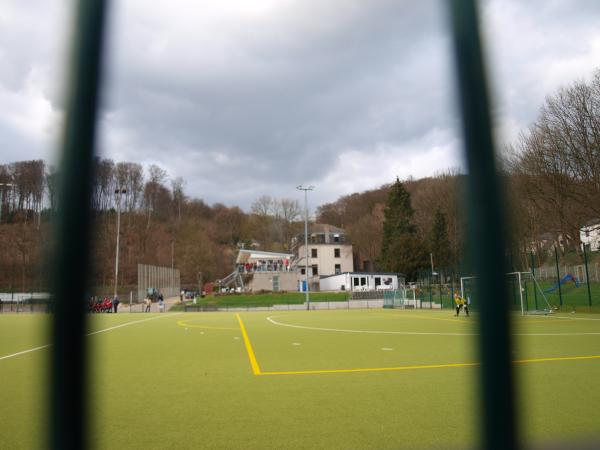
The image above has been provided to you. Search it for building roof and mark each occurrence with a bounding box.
[581,218,600,228]
[308,223,346,234]
[236,249,294,264]
[320,271,405,279]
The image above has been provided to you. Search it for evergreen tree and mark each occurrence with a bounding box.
[379,178,427,279]
[428,207,452,271]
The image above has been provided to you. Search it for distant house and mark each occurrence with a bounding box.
[291,224,354,291]
[580,219,600,252]
[231,224,406,294]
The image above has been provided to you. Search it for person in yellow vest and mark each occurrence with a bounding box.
[454,292,465,316]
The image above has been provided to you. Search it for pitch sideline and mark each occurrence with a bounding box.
[0,313,180,362]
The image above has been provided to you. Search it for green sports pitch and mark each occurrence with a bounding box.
[1,310,600,449]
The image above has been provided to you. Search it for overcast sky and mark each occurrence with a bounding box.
[1,0,600,211]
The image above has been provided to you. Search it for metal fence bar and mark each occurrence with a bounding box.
[49,1,108,449]
[448,1,517,449]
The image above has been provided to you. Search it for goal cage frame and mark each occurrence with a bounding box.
[460,271,554,315]
[383,285,419,309]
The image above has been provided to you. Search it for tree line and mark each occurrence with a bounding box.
[0,158,304,294]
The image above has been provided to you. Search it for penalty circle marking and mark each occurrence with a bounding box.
[266,316,600,337]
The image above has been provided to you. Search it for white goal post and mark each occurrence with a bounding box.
[460,271,553,315]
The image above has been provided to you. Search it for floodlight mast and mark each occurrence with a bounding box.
[114,187,126,299]
[296,184,314,310]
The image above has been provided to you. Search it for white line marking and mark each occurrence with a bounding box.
[552,316,600,322]
[266,316,600,337]
[0,313,180,362]
[0,344,51,361]
[266,316,477,336]
[292,342,301,346]
[86,314,177,336]
[382,348,393,351]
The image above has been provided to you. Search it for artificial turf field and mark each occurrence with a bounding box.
[1,309,600,449]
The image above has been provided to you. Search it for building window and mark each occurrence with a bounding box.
[375,277,381,287]
[312,265,318,276]
[333,234,340,243]
[360,277,367,286]
[300,268,306,275]
[334,248,340,258]
[353,277,359,287]
[335,264,341,274]
[311,248,318,258]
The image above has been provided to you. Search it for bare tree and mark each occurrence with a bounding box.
[251,195,273,216]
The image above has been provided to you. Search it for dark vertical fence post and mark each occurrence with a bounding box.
[49,1,108,449]
[530,252,538,310]
[554,246,563,308]
[448,1,518,449]
[583,244,592,307]
[450,271,455,309]
[429,272,433,309]
[438,272,443,309]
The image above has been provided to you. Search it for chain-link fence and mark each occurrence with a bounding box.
[531,249,599,311]
[418,250,600,313]
[0,292,51,313]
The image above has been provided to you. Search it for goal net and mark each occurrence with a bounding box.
[383,286,416,309]
[460,272,554,315]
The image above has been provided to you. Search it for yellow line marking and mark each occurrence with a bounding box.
[236,314,261,375]
[255,355,600,377]
[176,320,238,331]
[259,362,480,376]
[514,355,600,364]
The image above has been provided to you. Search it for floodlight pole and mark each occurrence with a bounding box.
[113,187,126,299]
[297,185,314,310]
[0,183,15,223]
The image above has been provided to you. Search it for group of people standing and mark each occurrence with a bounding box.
[453,293,470,317]
[239,259,290,273]
[144,291,165,312]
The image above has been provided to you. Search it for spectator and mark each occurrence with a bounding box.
[112,296,120,313]
[158,297,165,313]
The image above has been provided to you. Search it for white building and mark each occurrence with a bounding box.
[292,224,354,291]
[320,272,404,292]
[234,249,297,292]
[580,219,600,252]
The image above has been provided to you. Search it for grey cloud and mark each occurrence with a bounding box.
[2,1,600,210]
[97,0,455,207]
